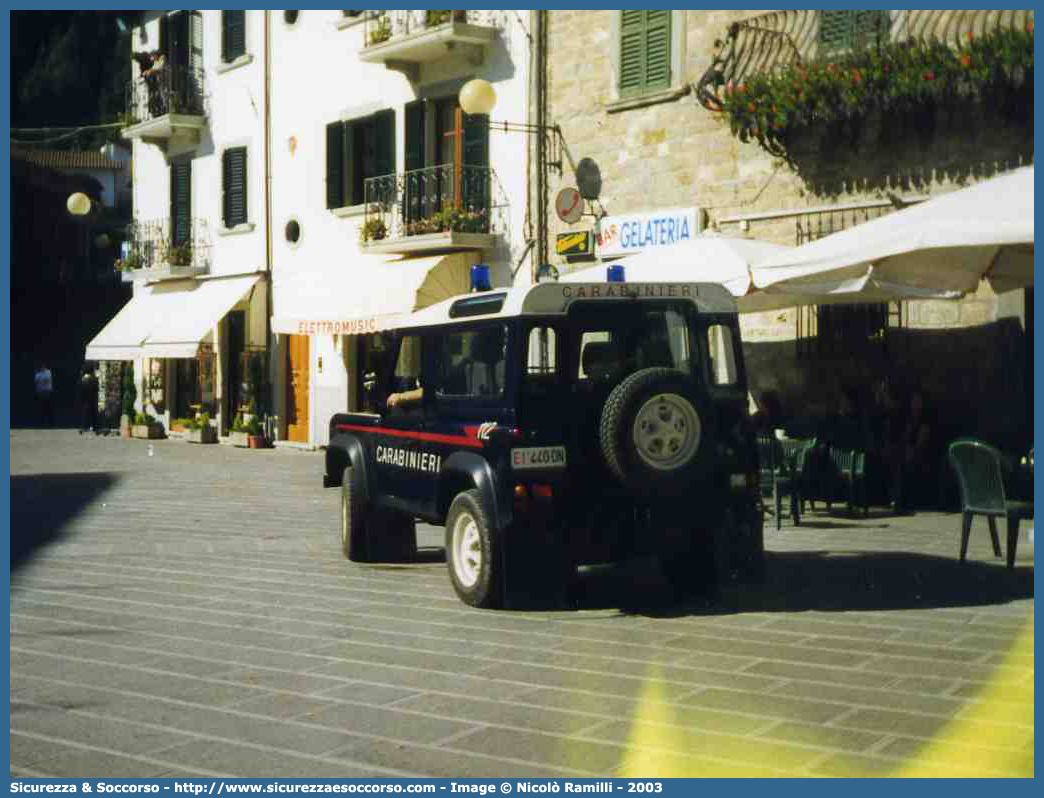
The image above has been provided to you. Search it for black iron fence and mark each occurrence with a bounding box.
[362,164,508,243]
[125,64,205,124]
[117,219,211,274]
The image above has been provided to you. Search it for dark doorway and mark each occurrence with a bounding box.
[227,310,246,424]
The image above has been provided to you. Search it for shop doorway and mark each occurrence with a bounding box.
[285,334,310,443]
[226,310,246,424]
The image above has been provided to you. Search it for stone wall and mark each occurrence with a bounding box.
[544,9,1033,448]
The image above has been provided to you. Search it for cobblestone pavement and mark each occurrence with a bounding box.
[9,430,1034,778]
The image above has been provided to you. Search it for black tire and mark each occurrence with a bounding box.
[600,367,714,497]
[445,489,502,608]
[341,466,369,561]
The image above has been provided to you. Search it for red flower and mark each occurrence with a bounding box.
[961,53,972,68]
[748,103,756,112]
[925,70,935,81]
[1027,20,1034,33]
[852,70,863,83]
[966,31,974,41]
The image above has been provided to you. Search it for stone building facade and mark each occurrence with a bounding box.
[542,9,1033,449]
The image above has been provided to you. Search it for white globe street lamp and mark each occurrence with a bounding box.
[66,192,93,216]
[459,78,497,116]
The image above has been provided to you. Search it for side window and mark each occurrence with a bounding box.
[619,10,671,97]
[394,334,422,386]
[353,332,392,413]
[326,109,395,209]
[222,146,247,228]
[818,10,889,56]
[435,326,507,399]
[221,10,246,62]
[707,324,738,386]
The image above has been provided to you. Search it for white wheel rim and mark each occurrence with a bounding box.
[451,512,482,588]
[632,392,701,471]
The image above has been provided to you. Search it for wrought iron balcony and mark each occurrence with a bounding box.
[116,218,211,282]
[122,63,206,155]
[361,164,507,254]
[360,10,500,78]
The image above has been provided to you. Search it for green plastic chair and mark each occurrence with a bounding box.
[947,439,1033,569]
[757,435,800,530]
[827,447,869,516]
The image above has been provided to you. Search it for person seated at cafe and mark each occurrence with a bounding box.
[750,390,784,433]
[881,385,934,512]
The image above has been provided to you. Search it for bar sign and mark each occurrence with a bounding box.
[555,231,593,257]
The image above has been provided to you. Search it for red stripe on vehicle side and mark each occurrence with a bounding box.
[336,423,485,449]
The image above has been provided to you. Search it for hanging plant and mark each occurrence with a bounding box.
[716,23,1034,157]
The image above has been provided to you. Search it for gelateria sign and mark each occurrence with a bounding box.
[596,207,700,257]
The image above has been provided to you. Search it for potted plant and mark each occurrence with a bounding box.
[229,412,250,447]
[115,252,143,272]
[368,14,392,45]
[131,412,166,439]
[120,368,136,439]
[425,10,464,26]
[245,415,269,449]
[359,216,387,243]
[186,411,217,444]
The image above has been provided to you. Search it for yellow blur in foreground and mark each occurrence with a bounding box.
[617,616,1033,777]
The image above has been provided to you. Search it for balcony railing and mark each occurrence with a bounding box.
[125,63,205,124]
[362,164,508,253]
[696,9,1033,114]
[360,10,501,75]
[117,218,211,282]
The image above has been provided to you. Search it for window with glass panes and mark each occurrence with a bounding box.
[325,110,395,209]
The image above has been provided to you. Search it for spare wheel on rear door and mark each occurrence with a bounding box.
[600,367,715,497]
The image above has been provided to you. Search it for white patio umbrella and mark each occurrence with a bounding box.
[561,234,792,311]
[751,165,1034,304]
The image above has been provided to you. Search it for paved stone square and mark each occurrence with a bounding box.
[9,429,1034,777]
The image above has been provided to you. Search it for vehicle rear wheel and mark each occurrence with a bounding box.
[341,467,417,562]
[445,489,501,608]
[341,466,369,561]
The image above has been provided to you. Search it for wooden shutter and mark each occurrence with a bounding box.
[644,10,671,91]
[373,110,395,180]
[170,158,192,247]
[222,10,245,62]
[620,10,671,96]
[167,11,189,66]
[819,10,887,54]
[619,11,645,96]
[404,101,425,173]
[326,121,345,209]
[463,111,488,167]
[223,147,247,228]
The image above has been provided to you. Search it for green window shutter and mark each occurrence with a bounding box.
[404,100,425,173]
[462,111,488,167]
[819,10,887,55]
[326,121,345,209]
[373,109,395,180]
[222,10,245,62]
[619,11,671,97]
[644,10,671,91]
[223,147,247,228]
[170,158,192,248]
[619,11,645,96]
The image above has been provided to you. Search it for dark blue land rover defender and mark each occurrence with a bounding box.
[324,280,763,608]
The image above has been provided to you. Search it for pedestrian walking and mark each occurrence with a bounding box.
[34,361,54,427]
[79,366,100,435]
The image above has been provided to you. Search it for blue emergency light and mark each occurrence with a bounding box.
[470,264,492,292]
[607,264,626,283]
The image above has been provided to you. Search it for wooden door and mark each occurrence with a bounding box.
[285,335,309,443]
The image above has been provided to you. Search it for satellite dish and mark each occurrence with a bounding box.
[576,157,602,201]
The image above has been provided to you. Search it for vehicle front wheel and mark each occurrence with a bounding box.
[445,489,501,608]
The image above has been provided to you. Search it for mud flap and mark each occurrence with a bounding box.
[501,520,570,610]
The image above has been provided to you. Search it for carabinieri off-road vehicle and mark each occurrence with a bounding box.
[324,279,763,608]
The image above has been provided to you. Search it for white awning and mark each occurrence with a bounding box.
[271,252,479,336]
[144,275,261,357]
[85,275,261,361]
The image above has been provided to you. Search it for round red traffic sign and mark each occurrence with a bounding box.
[555,187,583,224]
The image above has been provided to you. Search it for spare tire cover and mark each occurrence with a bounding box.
[600,367,715,497]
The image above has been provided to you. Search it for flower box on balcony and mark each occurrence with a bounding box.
[359,10,498,76]
[362,231,498,255]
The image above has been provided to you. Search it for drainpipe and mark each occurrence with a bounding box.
[533,10,547,283]
[263,10,275,438]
